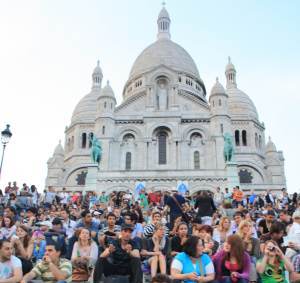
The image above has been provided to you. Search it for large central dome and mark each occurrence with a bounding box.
[128,6,200,82]
[129,38,200,81]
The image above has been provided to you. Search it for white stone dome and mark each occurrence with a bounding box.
[266,137,277,152]
[227,87,259,120]
[100,81,115,99]
[210,78,226,96]
[71,92,98,124]
[54,141,64,156]
[129,38,200,81]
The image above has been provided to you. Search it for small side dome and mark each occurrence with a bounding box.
[100,81,116,100]
[158,6,170,19]
[210,77,226,96]
[54,140,64,156]
[266,136,277,152]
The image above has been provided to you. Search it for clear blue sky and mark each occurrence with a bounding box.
[0,0,299,192]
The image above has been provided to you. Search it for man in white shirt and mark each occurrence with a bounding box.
[0,239,22,282]
[59,188,69,205]
[60,210,76,239]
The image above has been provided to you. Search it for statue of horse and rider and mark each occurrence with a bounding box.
[223,132,234,163]
[89,135,102,167]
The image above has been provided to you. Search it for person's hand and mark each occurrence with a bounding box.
[125,244,133,253]
[231,271,239,278]
[185,272,198,281]
[43,255,52,264]
[275,246,284,259]
[197,275,206,282]
[108,244,116,253]
[288,242,299,250]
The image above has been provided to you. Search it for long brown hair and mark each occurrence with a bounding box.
[17,224,31,249]
[225,234,245,269]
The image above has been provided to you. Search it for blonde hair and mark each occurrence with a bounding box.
[237,220,252,238]
[218,216,231,232]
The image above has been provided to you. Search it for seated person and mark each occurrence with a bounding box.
[93,223,142,283]
[98,213,121,249]
[71,228,98,282]
[141,223,168,277]
[0,239,22,282]
[256,240,294,283]
[170,222,189,257]
[171,235,215,282]
[21,239,72,283]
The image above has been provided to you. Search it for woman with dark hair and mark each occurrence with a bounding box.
[141,223,168,278]
[11,224,33,274]
[213,234,251,283]
[0,215,16,240]
[171,235,215,282]
[198,225,219,256]
[170,222,189,257]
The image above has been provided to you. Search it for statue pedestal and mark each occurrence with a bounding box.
[84,164,98,192]
[225,162,240,189]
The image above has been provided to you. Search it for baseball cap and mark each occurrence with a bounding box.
[121,223,134,231]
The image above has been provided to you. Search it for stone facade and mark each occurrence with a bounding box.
[46,6,286,194]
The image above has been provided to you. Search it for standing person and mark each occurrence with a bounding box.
[21,239,72,283]
[0,239,22,282]
[166,191,186,229]
[265,189,275,206]
[232,186,244,208]
[224,188,232,203]
[256,240,294,283]
[213,234,251,283]
[59,187,69,206]
[4,182,12,196]
[194,191,216,225]
[44,188,56,209]
[214,187,224,208]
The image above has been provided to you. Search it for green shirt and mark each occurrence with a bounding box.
[32,258,72,283]
[258,258,287,283]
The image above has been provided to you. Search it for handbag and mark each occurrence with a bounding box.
[171,195,191,222]
[104,275,130,283]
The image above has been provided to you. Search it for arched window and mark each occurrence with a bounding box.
[71,136,74,150]
[88,133,93,148]
[158,131,167,164]
[81,133,87,148]
[242,130,247,146]
[219,99,222,106]
[102,126,105,135]
[194,151,200,169]
[255,133,258,148]
[220,124,224,134]
[259,135,262,149]
[104,102,107,108]
[239,169,253,183]
[125,152,131,170]
[235,130,240,146]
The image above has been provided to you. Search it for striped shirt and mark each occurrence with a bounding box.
[32,258,72,283]
[143,223,169,238]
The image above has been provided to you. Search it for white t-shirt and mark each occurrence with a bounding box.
[0,255,22,279]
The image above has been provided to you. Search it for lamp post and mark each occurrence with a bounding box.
[0,125,12,179]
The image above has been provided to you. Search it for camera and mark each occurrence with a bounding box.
[268,246,275,252]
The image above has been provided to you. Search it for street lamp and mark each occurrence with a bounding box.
[0,124,12,178]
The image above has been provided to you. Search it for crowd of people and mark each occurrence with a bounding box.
[0,182,299,283]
